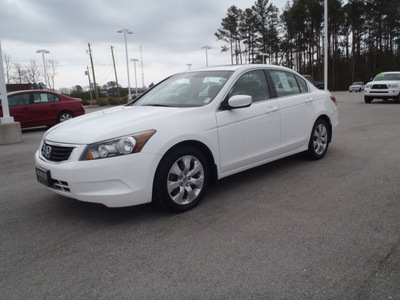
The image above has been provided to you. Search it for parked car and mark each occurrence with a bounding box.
[35,65,338,212]
[364,72,400,103]
[302,75,324,89]
[0,90,85,128]
[348,81,364,92]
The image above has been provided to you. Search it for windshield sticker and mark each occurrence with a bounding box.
[278,73,292,92]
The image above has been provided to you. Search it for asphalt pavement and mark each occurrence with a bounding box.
[1,92,399,299]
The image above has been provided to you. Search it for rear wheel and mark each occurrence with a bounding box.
[306,119,330,160]
[57,111,73,123]
[153,145,209,212]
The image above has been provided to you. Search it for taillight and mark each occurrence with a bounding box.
[330,96,337,105]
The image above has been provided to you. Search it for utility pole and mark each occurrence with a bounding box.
[85,66,93,105]
[110,46,120,101]
[87,43,98,101]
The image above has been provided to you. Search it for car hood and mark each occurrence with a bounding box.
[44,105,188,144]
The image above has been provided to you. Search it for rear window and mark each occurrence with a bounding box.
[269,70,301,97]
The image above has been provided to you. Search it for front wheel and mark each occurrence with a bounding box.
[306,119,330,160]
[364,96,372,103]
[153,145,209,212]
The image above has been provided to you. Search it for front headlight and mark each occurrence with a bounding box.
[80,129,156,160]
[388,83,399,88]
[366,84,372,89]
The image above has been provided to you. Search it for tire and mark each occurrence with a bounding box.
[395,95,400,103]
[153,145,209,212]
[306,119,330,160]
[364,96,372,103]
[57,111,73,123]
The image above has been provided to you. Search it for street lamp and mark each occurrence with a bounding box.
[201,45,211,67]
[187,63,192,70]
[117,28,133,100]
[130,58,139,98]
[36,49,50,89]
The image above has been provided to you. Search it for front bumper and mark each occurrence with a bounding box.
[349,87,362,92]
[35,149,161,207]
[364,89,400,98]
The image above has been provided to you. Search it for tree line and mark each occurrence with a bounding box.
[215,0,400,90]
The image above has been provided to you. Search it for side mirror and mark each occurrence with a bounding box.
[227,95,252,109]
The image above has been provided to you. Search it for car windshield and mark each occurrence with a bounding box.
[131,71,233,107]
[374,73,400,81]
[353,82,363,85]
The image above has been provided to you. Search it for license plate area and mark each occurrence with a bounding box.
[36,167,52,187]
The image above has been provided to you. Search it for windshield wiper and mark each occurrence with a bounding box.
[142,104,174,107]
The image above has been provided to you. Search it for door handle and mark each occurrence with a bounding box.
[305,97,313,103]
[266,106,278,113]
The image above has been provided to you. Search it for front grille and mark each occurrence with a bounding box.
[372,84,388,89]
[41,142,75,162]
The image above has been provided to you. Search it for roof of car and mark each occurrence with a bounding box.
[379,71,400,74]
[187,64,294,73]
[6,90,58,96]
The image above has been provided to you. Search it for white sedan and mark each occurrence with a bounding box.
[35,65,338,212]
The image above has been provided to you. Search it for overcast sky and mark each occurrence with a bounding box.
[1,0,290,90]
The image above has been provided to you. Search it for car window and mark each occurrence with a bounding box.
[296,75,308,93]
[228,70,270,102]
[33,93,59,103]
[8,93,31,107]
[269,70,301,97]
[133,71,233,107]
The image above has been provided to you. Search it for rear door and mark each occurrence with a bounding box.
[29,92,61,126]
[268,69,315,153]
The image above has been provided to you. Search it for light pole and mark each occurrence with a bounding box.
[36,49,50,89]
[187,64,192,70]
[201,45,211,67]
[0,38,13,123]
[260,52,267,64]
[130,58,139,98]
[324,0,328,90]
[117,28,133,100]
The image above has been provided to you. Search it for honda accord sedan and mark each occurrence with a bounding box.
[35,65,338,212]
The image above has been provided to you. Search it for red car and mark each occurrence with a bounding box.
[0,90,85,128]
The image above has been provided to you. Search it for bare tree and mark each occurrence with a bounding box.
[25,59,41,85]
[13,63,26,84]
[46,59,58,90]
[3,53,12,84]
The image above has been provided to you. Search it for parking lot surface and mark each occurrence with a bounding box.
[1,92,400,299]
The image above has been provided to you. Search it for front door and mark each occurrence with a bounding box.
[216,69,281,176]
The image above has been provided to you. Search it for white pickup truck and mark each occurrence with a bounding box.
[364,72,400,103]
